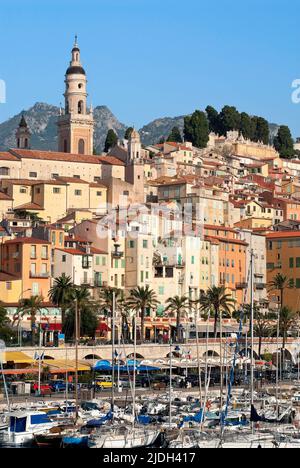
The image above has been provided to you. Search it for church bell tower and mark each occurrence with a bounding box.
[57,37,94,155]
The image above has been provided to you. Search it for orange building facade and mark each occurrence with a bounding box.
[266,231,300,311]
[1,237,51,300]
[204,225,248,306]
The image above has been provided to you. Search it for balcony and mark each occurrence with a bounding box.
[236,282,248,290]
[111,244,124,259]
[30,272,50,279]
[255,283,266,290]
[94,280,108,288]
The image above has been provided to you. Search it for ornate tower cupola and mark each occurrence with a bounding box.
[128,128,142,161]
[57,36,94,155]
[16,115,31,149]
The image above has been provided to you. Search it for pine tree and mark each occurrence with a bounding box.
[124,127,134,140]
[239,112,254,140]
[167,126,183,143]
[206,105,221,134]
[219,106,241,135]
[184,110,209,148]
[252,116,269,145]
[274,125,295,159]
[104,129,118,152]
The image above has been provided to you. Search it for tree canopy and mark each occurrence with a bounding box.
[104,129,118,152]
[184,110,209,148]
[167,126,183,143]
[274,125,295,159]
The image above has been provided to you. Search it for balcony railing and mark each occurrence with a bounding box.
[29,272,50,279]
[111,250,124,259]
[255,283,266,290]
[236,282,248,290]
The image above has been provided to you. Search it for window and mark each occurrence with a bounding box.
[53,187,61,194]
[96,256,100,266]
[97,191,102,196]
[29,172,37,178]
[73,175,80,179]
[51,173,59,179]
[32,283,39,295]
[158,286,165,295]
[42,246,48,259]
[123,191,129,196]
[78,139,85,154]
[191,256,195,265]
[0,167,9,176]
[297,258,300,268]
[62,255,66,263]
[296,279,300,289]
[6,282,12,290]
[75,190,82,196]
[129,241,135,248]
[35,187,41,194]
[290,258,294,268]
[141,271,144,283]
[143,240,148,248]
[20,187,27,194]
[102,257,106,266]
[30,245,37,259]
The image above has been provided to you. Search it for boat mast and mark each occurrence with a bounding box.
[132,310,137,425]
[169,338,172,429]
[0,342,10,412]
[250,249,254,422]
[195,297,203,408]
[75,298,79,421]
[111,291,116,416]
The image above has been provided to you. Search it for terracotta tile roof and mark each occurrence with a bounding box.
[56,248,91,256]
[204,224,238,233]
[96,155,125,166]
[0,271,20,281]
[89,182,107,189]
[54,177,90,184]
[266,231,300,239]
[0,191,12,201]
[9,148,102,165]
[207,235,248,246]
[90,247,108,255]
[1,179,40,186]
[14,202,44,211]
[5,237,51,245]
[0,152,20,162]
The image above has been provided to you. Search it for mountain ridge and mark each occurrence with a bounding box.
[0,102,280,152]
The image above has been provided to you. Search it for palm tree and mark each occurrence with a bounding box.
[127,286,160,343]
[268,273,294,311]
[98,287,123,340]
[199,286,235,336]
[165,296,189,343]
[63,287,98,340]
[254,312,273,358]
[18,295,44,345]
[279,307,298,350]
[49,274,75,324]
[0,302,9,328]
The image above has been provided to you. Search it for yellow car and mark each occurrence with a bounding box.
[95,378,115,390]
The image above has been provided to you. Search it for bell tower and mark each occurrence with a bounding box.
[57,37,94,155]
[16,115,31,149]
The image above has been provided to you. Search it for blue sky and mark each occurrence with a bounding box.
[1,0,300,135]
